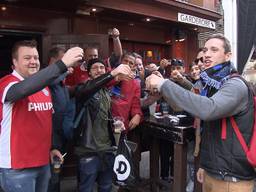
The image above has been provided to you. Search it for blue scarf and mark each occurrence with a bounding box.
[200,61,237,97]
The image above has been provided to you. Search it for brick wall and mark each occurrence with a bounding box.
[198,0,224,48]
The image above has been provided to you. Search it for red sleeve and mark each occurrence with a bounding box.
[0,75,16,104]
[64,67,89,86]
[64,72,76,86]
[130,81,143,118]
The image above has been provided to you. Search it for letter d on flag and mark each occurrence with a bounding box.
[113,154,131,181]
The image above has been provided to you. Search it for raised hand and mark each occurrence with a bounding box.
[110,28,120,39]
[111,64,134,81]
[170,70,184,82]
[160,58,170,69]
[61,47,84,67]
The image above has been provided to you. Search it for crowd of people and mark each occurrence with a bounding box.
[0,28,255,192]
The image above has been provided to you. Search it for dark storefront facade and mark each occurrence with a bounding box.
[0,0,221,179]
[0,0,221,76]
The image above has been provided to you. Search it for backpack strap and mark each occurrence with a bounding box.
[221,73,240,140]
[221,118,227,139]
[221,73,252,153]
[228,96,256,167]
[230,116,249,153]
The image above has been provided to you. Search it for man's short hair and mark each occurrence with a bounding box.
[121,51,136,61]
[48,47,65,61]
[133,52,142,60]
[12,40,37,59]
[85,46,98,52]
[189,62,198,70]
[206,33,231,53]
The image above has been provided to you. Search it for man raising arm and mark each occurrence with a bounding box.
[0,40,83,192]
[146,34,255,192]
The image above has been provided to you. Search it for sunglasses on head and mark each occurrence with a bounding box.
[194,57,203,64]
[171,58,183,63]
[171,59,183,66]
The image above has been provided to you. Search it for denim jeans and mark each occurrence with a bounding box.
[78,153,115,192]
[0,164,50,192]
[47,165,60,192]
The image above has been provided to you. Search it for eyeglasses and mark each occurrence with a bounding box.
[90,66,105,71]
[194,57,203,64]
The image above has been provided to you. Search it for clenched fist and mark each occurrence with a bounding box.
[110,28,120,39]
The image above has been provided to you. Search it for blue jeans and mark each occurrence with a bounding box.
[78,153,115,192]
[47,165,60,192]
[0,165,50,192]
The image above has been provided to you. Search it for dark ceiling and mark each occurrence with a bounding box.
[0,0,81,12]
[0,0,175,26]
[0,0,211,32]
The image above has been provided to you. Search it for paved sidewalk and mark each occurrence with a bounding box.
[60,177,171,192]
[60,151,172,192]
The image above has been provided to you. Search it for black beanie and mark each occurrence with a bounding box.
[87,58,105,72]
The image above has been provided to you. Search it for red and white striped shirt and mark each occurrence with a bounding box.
[0,71,53,169]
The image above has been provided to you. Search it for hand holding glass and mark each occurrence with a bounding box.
[113,116,125,133]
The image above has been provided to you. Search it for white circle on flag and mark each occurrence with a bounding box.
[113,154,131,181]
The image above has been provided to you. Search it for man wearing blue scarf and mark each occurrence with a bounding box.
[145,33,255,192]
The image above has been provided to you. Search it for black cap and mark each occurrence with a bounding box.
[87,58,105,72]
[171,59,184,67]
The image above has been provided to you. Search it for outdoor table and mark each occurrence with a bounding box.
[141,115,201,192]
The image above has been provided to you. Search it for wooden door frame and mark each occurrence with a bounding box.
[43,34,109,65]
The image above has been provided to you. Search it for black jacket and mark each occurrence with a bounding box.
[74,73,116,151]
[200,84,255,180]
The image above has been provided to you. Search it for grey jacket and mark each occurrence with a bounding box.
[160,77,255,180]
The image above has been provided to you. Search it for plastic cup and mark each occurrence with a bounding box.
[53,157,61,173]
[113,116,125,144]
[149,102,157,116]
[161,102,169,116]
[113,116,125,133]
